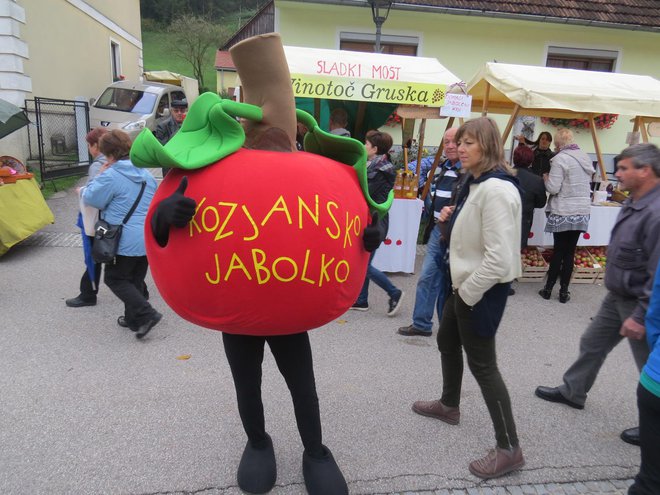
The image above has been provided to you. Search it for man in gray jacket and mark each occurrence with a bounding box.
[535,143,660,445]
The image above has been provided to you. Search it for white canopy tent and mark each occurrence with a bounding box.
[282,46,463,187]
[467,62,660,180]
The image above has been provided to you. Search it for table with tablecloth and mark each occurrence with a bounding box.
[372,198,424,273]
[0,178,54,255]
[527,204,621,247]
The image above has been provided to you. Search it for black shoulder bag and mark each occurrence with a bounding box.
[92,182,146,264]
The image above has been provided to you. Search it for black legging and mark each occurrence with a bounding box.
[546,230,581,291]
[222,332,323,456]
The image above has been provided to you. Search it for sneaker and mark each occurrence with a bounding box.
[412,399,460,425]
[387,291,404,316]
[136,311,162,339]
[350,302,369,311]
[559,290,571,303]
[469,446,525,479]
[397,325,432,337]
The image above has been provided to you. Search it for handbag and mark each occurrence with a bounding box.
[92,182,146,263]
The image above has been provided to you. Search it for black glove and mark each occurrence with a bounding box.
[151,176,197,247]
[362,212,384,252]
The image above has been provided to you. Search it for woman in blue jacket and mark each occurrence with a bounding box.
[628,262,660,494]
[82,130,160,339]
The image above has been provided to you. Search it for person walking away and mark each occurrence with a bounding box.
[397,127,460,336]
[538,128,592,303]
[512,145,547,248]
[412,117,525,479]
[351,130,404,316]
[66,127,108,307]
[535,143,660,446]
[627,261,660,495]
[82,130,161,339]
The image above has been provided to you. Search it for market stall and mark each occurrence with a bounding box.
[467,62,660,182]
[527,205,620,247]
[283,46,462,273]
[0,178,54,256]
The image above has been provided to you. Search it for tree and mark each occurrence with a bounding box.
[167,14,229,90]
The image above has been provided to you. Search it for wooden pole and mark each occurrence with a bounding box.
[314,98,321,124]
[402,117,409,169]
[481,82,491,116]
[415,118,427,178]
[420,117,455,201]
[500,105,520,143]
[354,101,367,139]
[587,114,608,182]
[640,118,650,143]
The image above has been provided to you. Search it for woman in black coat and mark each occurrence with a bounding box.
[513,145,547,247]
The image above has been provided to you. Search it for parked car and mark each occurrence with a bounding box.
[89,81,187,139]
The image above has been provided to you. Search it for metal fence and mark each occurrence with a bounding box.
[24,97,90,181]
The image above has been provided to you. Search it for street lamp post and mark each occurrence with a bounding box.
[368,0,393,53]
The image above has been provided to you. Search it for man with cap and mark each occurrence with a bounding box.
[154,98,187,178]
[153,98,188,146]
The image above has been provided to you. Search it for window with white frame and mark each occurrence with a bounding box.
[546,46,618,72]
[110,40,121,81]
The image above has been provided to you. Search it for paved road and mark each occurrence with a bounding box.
[0,180,640,494]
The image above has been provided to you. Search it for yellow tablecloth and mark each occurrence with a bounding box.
[0,178,55,256]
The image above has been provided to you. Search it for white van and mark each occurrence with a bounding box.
[89,81,187,139]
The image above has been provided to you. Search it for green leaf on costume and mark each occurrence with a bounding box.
[296,109,393,218]
[130,92,262,170]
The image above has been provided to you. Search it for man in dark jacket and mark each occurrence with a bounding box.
[154,98,187,177]
[535,143,660,446]
[153,98,187,145]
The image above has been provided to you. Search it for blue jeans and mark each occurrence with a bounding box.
[356,251,400,304]
[411,225,449,332]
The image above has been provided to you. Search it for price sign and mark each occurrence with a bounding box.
[440,94,472,117]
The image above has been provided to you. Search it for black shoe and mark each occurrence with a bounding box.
[350,302,368,311]
[135,312,162,339]
[538,288,551,300]
[620,427,640,446]
[302,445,348,495]
[117,316,129,328]
[559,291,571,303]
[65,296,96,307]
[387,290,405,316]
[534,386,584,410]
[397,325,432,337]
[237,434,277,494]
[508,287,516,296]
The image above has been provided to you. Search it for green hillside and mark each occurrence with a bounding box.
[142,29,217,92]
[141,10,257,93]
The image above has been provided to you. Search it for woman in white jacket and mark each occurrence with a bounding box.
[411,117,524,480]
[539,128,593,303]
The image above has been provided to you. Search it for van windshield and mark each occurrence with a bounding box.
[94,88,157,114]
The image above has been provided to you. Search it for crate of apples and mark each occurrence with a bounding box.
[521,247,547,267]
[574,248,596,268]
[589,246,607,268]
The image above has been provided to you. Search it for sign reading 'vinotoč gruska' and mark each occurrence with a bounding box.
[288,55,447,106]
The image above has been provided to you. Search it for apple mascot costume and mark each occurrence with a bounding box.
[129,34,392,494]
